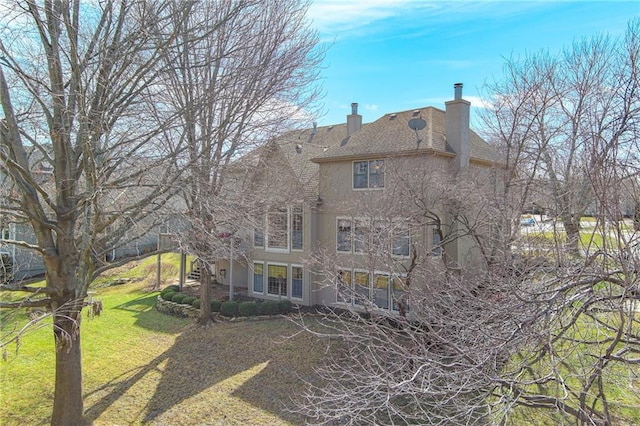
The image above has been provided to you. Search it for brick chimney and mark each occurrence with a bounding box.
[445,83,470,172]
[347,102,362,137]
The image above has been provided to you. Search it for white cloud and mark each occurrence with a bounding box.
[308,1,550,39]
[307,0,416,35]
[364,103,379,112]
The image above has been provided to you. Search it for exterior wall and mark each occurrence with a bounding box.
[247,205,313,305]
[313,154,453,311]
[0,223,46,281]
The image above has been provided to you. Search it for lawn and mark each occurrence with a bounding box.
[0,255,330,425]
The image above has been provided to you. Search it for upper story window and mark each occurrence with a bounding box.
[253,214,264,248]
[337,217,410,257]
[266,207,288,251]
[291,205,303,251]
[392,224,410,257]
[431,227,443,256]
[353,160,384,189]
[0,227,9,240]
[261,204,304,253]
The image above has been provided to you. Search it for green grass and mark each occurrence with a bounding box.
[503,310,640,425]
[0,255,329,425]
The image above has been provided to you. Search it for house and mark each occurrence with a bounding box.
[0,152,182,283]
[216,83,501,311]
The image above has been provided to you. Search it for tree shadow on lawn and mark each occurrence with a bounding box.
[83,318,328,425]
[111,292,185,333]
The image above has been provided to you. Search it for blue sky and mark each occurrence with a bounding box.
[306,1,640,126]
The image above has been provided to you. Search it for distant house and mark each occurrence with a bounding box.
[0,153,179,283]
[215,84,501,311]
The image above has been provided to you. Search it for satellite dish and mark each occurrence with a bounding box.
[408,117,427,131]
[408,117,427,146]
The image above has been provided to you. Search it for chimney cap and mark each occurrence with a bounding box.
[454,83,463,100]
[351,102,358,115]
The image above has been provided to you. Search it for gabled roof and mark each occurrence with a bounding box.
[249,104,500,201]
[257,123,349,200]
[310,106,499,165]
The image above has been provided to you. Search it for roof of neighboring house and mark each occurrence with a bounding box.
[310,106,499,164]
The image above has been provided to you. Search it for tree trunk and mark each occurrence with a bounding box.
[198,260,213,326]
[51,303,85,426]
[564,219,581,258]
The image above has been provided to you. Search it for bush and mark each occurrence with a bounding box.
[162,284,180,294]
[161,291,176,301]
[182,296,196,306]
[171,293,186,304]
[220,301,239,317]
[238,301,258,317]
[258,300,279,316]
[278,299,293,314]
[192,299,201,309]
[211,300,222,312]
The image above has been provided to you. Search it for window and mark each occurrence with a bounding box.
[392,275,410,313]
[432,227,442,256]
[374,274,390,309]
[292,266,303,299]
[353,160,385,189]
[291,205,303,251]
[267,208,288,250]
[254,227,264,248]
[253,263,264,293]
[337,218,352,252]
[0,227,9,240]
[353,219,369,253]
[392,224,410,257]
[267,264,287,296]
[354,271,370,305]
[336,269,352,304]
[0,253,13,284]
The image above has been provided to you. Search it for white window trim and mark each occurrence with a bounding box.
[431,226,443,257]
[391,273,409,313]
[353,268,371,306]
[391,222,411,258]
[372,271,391,310]
[336,268,353,305]
[352,217,371,254]
[253,226,264,249]
[352,159,385,191]
[266,262,289,297]
[336,217,353,254]
[290,205,304,252]
[265,209,290,253]
[291,264,304,300]
[252,261,265,295]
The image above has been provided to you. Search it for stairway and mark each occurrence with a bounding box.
[187,265,201,281]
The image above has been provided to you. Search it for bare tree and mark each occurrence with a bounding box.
[160,0,323,326]
[0,1,195,424]
[482,20,640,258]
[294,20,640,425]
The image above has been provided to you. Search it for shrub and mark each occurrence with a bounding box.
[192,299,201,309]
[238,301,258,317]
[278,299,293,314]
[162,284,180,293]
[220,301,239,317]
[161,291,176,301]
[210,300,222,312]
[182,296,196,306]
[171,293,186,304]
[258,300,279,316]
